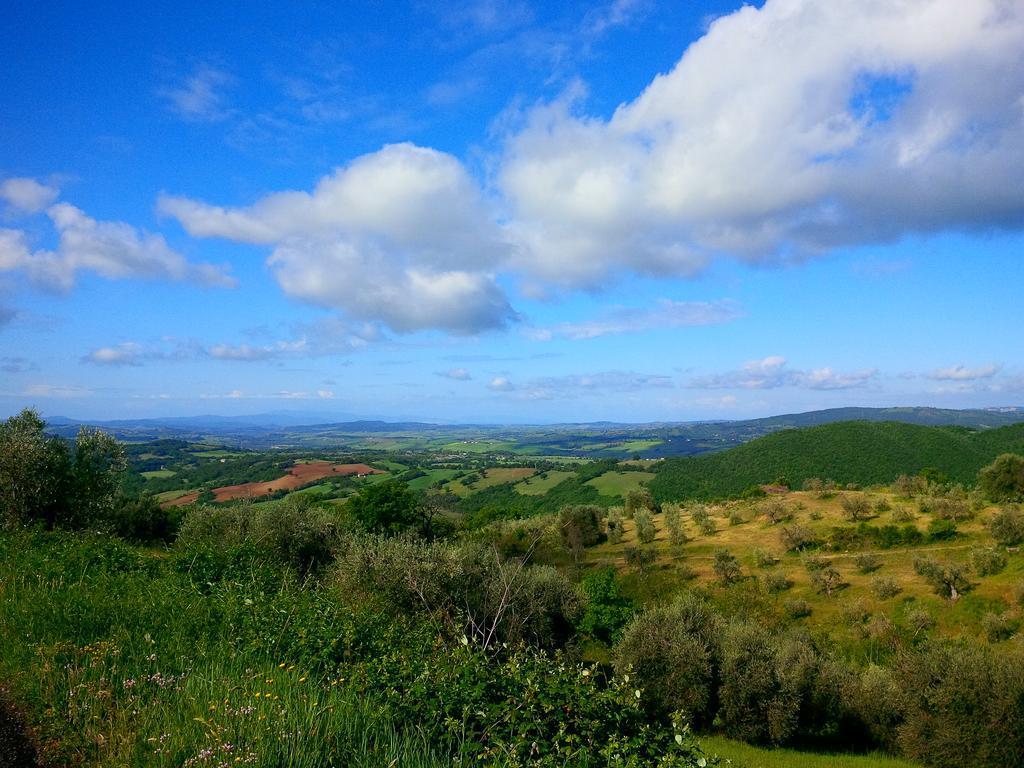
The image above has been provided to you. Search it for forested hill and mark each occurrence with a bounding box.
[649,420,1024,501]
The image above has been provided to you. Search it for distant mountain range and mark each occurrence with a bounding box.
[42,406,1024,458]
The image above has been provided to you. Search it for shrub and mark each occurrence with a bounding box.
[899,641,1024,766]
[810,565,844,597]
[606,507,625,544]
[728,509,744,526]
[780,524,819,552]
[840,494,871,522]
[972,546,1008,577]
[914,557,972,601]
[560,504,605,561]
[927,517,958,541]
[785,599,812,619]
[624,545,656,574]
[760,499,789,525]
[713,549,743,585]
[893,474,927,498]
[753,548,778,568]
[625,488,658,517]
[906,608,935,639]
[890,505,914,523]
[664,503,687,547]
[764,571,791,593]
[347,479,420,535]
[614,593,724,726]
[981,612,1017,643]
[633,507,657,544]
[107,492,183,544]
[841,600,870,627]
[978,453,1024,502]
[871,577,902,599]
[577,568,635,644]
[920,494,972,522]
[874,497,892,513]
[989,505,1024,546]
[853,553,882,573]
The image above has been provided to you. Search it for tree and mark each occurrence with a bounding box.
[914,557,972,601]
[69,427,127,528]
[840,494,871,522]
[0,409,70,528]
[560,505,604,562]
[633,507,656,544]
[713,549,743,585]
[989,505,1024,546]
[347,478,419,535]
[979,454,1024,502]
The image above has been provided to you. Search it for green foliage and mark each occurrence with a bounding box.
[713,549,743,585]
[107,492,183,544]
[870,577,902,600]
[615,594,723,727]
[577,568,636,644]
[989,504,1024,545]
[899,641,1024,766]
[651,421,1024,502]
[764,571,791,593]
[559,504,605,561]
[634,507,656,544]
[978,453,1024,501]
[913,557,973,600]
[347,478,420,535]
[971,545,1007,577]
[0,410,127,530]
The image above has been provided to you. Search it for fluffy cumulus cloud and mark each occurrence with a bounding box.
[692,356,877,391]
[0,182,236,292]
[160,143,516,334]
[0,177,59,214]
[499,0,1024,286]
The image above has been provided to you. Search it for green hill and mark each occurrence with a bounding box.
[649,420,1024,501]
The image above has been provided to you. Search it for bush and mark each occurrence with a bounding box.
[978,453,1024,502]
[840,495,871,522]
[760,499,789,524]
[893,474,927,498]
[906,608,935,639]
[347,479,420,535]
[606,506,625,545]
[696,516,717,536]
[920,494,972,522]
[664,503,687,547]
[107,492,183,544]
[981,612,1017,642]
[560,504,605,560]
[871,576,902,599]
[785,599,812,619]
[780,524,819,552]
[989,505,1024,546]
[753,548,778,568]
[972,546,1008,577]
[713,549,743,585]
[853,553,882,573]
[764,571,791,593]
[914,557,972,600]
[927,517,958,541]
[577,568,635,644]
[633,507,657,544]
[624,545,656,573]
[614,593,723,727]
[890,505,914,522]
[899,641,1024,766]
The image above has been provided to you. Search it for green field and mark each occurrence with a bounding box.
[515,469,575,495]
[406,468,461,492]
[584,471,656,498]
[446,467,536,496]
[702,736,918,768]
[141,469,176,479]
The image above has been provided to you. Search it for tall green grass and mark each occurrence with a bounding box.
[701,736,918,768]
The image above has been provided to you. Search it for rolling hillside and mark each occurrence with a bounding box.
[650,420,1024,501]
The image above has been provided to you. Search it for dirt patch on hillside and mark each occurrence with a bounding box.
[0,688,38,768]
[163,491,200,507]
[213,462,384,501]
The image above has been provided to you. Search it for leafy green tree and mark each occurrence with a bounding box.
[0,409,70,528]
[713,549,743,585]
[68,426,127,527]
[346,479,419,535]
[978,453,1024,502]
[577,568,635,644]
[989,505,1024,546]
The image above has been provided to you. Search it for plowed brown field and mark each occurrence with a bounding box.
[213,462,384,501]
[159,462,385,507]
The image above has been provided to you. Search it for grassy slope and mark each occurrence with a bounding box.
[584,490,1024,641]
[702,735,918,768]
[650,421,1024,501]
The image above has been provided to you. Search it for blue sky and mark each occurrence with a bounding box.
[2,0,1023,423]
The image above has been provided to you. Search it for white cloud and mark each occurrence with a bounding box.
[488,376,515,391]
[0,197,236,292]
[160,143,515,334]
[82,342,143,367]
[928,363,1001,381]
[489,370,674,400]
[499,0,1024,287]
[437,368,472,380]
[692,356,877,391]
[0,177,59,213]
[159,64,234,122]
[537,298,741,340]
